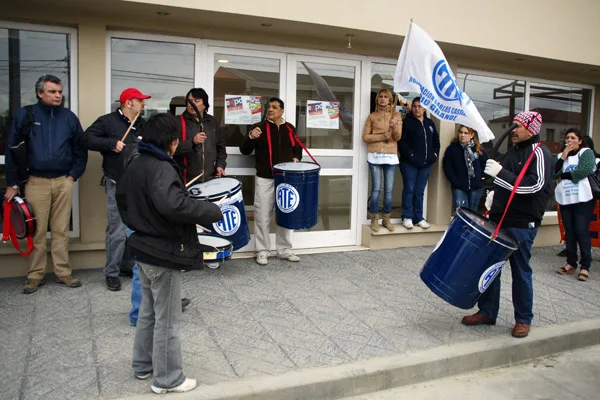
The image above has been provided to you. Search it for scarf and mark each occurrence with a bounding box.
[460,140,476,179]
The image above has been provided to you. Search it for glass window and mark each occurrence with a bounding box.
[456,73,525,156]
[0,28,73,187]
[295,61,355,149]
[212,53,280,148]
[110,38,194,116]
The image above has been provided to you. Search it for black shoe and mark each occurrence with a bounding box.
[106,276,121,291]
[181,298,191,312]
[119,269,134,278]
[557,249,567,257]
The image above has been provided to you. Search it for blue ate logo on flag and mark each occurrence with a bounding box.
[432,60,465,105]
[276,184,300,213]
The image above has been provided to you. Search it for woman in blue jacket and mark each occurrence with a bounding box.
[442,125,488,212]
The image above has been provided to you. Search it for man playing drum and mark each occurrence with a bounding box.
[461,111,553,338]
[240,97,303,266]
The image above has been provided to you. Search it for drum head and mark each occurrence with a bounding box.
[273,162,320,172]
[456,208,517,248]
[188,178,241,200]
[197,234,232,249]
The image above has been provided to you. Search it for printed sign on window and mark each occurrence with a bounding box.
[306,100,339,129]
[224,95,262,124]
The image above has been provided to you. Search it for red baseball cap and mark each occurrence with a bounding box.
[119,88,151,104]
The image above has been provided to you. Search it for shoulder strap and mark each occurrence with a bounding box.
[19,105,34,140]
[285,123,319,165]
[179,114,188,184]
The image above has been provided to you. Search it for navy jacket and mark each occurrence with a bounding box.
[84,110,146,181]
[442,141,488,192]
[5,100,87,186]
[398,113,440,167]
[489,136,553,228]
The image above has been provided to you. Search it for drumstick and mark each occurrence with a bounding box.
[185,172,204,188]
[120,111,141,142]
[215,195,228,206]
[196,224,211,233]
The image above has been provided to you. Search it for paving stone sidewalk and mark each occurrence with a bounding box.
[1,245,600,400]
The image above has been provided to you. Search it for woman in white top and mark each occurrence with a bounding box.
[554,128,596,281]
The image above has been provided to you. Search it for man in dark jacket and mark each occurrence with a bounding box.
[240,97,302,266]
[116,113,221,394]
[84,87,150,291]
[4,74,87,294]
[397,97,440,229]
[461,111,553,339]
[174,88,227,184]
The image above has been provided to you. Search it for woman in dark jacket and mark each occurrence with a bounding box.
[116,113,222,394]
[443,125,488,212]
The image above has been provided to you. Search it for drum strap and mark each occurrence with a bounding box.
[180,114,188,184]
[2,200,34,257]
[491,142,542,239]
[265,122,319,170]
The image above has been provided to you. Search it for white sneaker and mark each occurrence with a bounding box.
[280,254,300,262]
[416,220,430,229]
[151,377,197,394]
[256,254,268,265]
[402,218,414,229]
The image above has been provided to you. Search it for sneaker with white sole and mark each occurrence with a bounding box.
[280,254,300,262]
[416,220,430,229]
[256,254,268,265]
[151,377,197,394]
[134,372,152,380]
[402,218,414,229]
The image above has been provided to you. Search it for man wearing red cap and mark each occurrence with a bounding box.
[84,87,150,291]
[461,111,553,338]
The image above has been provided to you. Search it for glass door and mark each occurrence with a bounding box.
[285,55,361,248]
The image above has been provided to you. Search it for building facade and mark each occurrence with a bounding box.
[1,0,599,277]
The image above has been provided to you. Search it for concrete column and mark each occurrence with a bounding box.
[77,22,107,245]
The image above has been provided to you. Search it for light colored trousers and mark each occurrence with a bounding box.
[24,175,74,280]
[254,176,293,258]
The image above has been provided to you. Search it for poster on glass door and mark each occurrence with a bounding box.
[224,95,262,125]
[306,100,340,129]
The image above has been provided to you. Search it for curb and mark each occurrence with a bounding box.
[122,317,600,400]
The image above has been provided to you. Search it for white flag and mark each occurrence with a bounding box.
[394,22,495,143]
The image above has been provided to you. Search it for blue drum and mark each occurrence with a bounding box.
[273,162,320,230]
[420,208,518,310]
[188,177,250,251]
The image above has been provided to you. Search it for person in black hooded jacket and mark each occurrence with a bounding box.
[397,97,440,229]
[116,113,221,394]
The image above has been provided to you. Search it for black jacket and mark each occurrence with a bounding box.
[173,111,226,183]
[5,100,87,186]
[398,113,440,167]
[489,136,553,228]
[84,110,146,181]
[239,120,303,179]
[116,141,222,270]
[443,141,488,192]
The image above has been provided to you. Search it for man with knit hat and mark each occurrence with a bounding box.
[85,87,150,291]
[461,111,553,339]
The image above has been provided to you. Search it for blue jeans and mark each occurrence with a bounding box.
[399,162,432,222]
[368,163,396,214]
[452,187,484,212]
[125,226,142,326]
[561,200,595,271]
[478,226,538,324]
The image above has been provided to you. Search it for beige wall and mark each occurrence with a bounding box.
[0,3,598,277]
[125,0,600,66]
